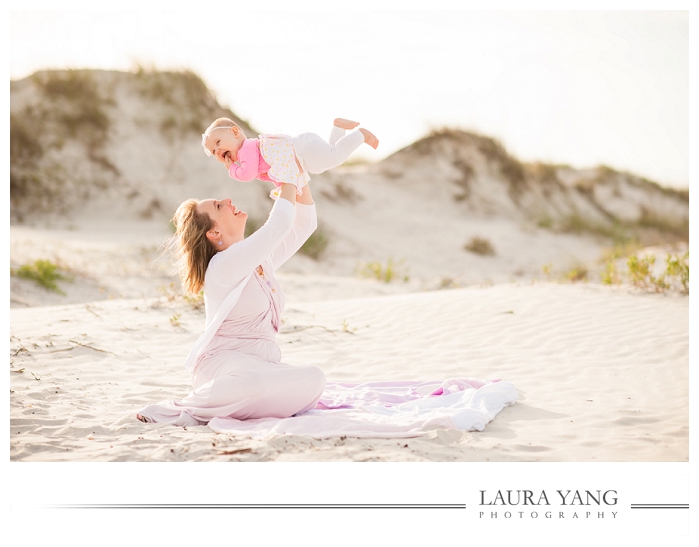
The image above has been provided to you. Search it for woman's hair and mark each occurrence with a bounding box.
[171,199,216,295]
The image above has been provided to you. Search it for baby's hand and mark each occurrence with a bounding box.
[224,156,233,170]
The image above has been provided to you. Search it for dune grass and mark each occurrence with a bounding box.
[464,236,496,256]
[11,259,71,294]
[299,226,330,260]
[601,251,689,293]
[356,258,409,283]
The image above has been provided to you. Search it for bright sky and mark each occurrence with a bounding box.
[9,8,690,189]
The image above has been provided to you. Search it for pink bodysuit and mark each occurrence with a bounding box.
[228,127,366,199]
[227,138,274,183]
[137,199,326,426]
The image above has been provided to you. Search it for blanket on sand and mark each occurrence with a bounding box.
[208,378,517,439]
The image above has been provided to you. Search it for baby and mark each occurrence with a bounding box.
[201,117,378,198]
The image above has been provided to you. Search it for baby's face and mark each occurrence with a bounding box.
[205,127,245,164]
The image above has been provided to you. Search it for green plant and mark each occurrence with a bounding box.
[525,162,561,187]
[10,112,67,218]
[244,216,263,238]
[159,282,205,308]
[537,216,553,229]
[34,70,117,173]
[133,67,243,136]
[600,251,688,293]
[410,128,526,197]
[600,238,644,262]
[542,263,553,280]
[183,290,205,309]
[341,319,357,334]
[11,259,71,294]
[158,282,178,301]
[299,227,329,260]
[637,208,689,239]
[464,236,495,256]
[357,258,409,283]
[665,252,689,293]
[601,260,621,285]
[11,70,117,220]
[564,265,588,283]
[438,276,461,289]
[626,255,667,291]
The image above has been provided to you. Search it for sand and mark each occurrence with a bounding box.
[9,220,688,461]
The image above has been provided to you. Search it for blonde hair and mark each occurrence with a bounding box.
[171,199,216,295]
[204,117,241,134]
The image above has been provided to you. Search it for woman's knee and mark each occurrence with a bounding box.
[208,370,265,403]
[305,365,326,392]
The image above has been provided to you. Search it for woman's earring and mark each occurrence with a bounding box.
[218,240,223,246]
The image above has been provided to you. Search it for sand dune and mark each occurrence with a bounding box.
[9,69,689,464]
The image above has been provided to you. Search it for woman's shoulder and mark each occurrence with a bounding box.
[205,253,255,293]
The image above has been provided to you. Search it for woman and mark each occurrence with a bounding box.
[136,182,326,426]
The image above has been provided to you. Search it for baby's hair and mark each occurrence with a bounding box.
[202,118,244,156]
[204,117,240,135]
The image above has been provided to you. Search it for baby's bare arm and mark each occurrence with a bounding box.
[277,183,298,205]
[296,183,314,205]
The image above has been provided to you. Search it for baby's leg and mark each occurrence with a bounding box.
[329,118,359,145]
[299,130,365,174]
[328,125,345,147]
[358,128,379,150]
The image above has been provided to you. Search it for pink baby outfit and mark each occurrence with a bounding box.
[228,138,274,184]
[228,125,365,199]
[137,199,326,426]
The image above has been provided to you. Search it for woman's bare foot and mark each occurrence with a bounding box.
[359,128,379,149]
[334,118,360,130]
[136,413,152,423]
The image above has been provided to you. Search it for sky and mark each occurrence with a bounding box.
[9,7,690,189]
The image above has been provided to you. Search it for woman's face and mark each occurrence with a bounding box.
[196,198,248,244]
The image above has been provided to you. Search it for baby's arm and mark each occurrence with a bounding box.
[228,141,260,182]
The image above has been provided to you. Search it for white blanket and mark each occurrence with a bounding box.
[208,378,518,439]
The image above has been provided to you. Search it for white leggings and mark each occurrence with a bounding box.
[296,126,365,174]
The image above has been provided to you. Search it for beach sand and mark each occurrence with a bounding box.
[9,221,688,461]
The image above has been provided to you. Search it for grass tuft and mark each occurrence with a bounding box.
[464,236,495,256]
[564,265,588,283]
[356,258,409,283]
[299,226,330,260]
[11,259,71,294]
[601,251,688,293]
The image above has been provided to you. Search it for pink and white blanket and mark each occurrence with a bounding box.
[208,378,517,439]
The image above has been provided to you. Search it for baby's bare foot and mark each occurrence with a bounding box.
[359,128,379,149]
[334,118,360,130]
[136,413,152,423]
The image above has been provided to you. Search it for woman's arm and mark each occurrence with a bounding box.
[270,183,317,270]
[207,184,298,292]
[296,181,314,205]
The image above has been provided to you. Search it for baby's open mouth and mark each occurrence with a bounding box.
[223,151,231,161]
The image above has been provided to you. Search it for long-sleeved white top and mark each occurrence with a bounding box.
[182,198,317,372]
